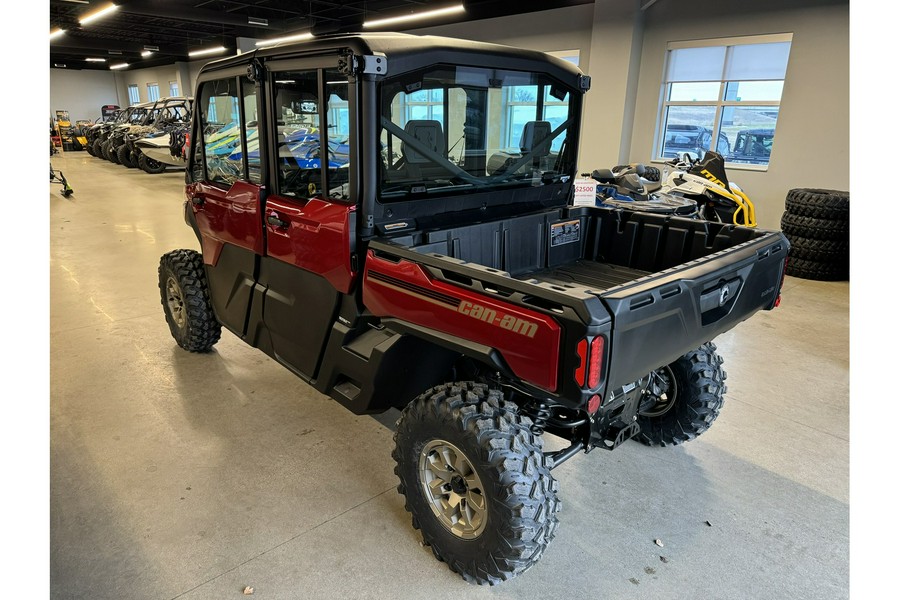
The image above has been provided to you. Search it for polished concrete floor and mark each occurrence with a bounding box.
[50,150,849,599]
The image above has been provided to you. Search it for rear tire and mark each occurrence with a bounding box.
[92,139,104,157]
[158,249,221,352]
[636,343,726,446]
[139,153,168,174]
[393,382,560,585]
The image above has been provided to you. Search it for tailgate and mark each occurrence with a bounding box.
[600,232,788,390]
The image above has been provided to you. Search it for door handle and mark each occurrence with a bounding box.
[267,214,289,229]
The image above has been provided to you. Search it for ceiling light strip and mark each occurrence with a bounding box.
[188,46,227,57]
[80,3,119,26]
[49,28,66,40]
[255,32,313,47]
[362,4,464,29]
[110,63,129,70]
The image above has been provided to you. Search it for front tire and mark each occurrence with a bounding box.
[393,382,560,585]
[158,249,221,352]
[636,342,726,446]
[117,144,134,167]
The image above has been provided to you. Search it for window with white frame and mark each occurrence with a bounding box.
[169,81,180,97]
[147,83,160,102]
[127,84,140,105]
[656,34,792,168]
[503,50,579,151]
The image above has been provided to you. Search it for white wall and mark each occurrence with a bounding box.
[115,65,184,104]
[411,4,595,68]
[49,69,122,123]
[631,0,850,229]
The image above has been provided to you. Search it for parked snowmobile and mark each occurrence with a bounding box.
[589,164,700,217]
[659,151,757,226]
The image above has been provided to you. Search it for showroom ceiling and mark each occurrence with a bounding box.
[49,0,593,71]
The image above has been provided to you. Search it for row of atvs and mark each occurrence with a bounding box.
[84,97,193,174]
[589,150,757,227]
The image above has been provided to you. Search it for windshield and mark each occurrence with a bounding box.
[379,64,577,200]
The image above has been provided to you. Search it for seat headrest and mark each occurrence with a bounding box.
[402,120,445,164]
[520,121,552,158]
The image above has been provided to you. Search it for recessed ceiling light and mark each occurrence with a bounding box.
[248,16,268,26]
[85,58,107,62]
[80,3,119,25]
[54,63,67,68]
[188,46,227,57]
[110,62,129,70]
[255,32,313,47]
[363,4,464,29]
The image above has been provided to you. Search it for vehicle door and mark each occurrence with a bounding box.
[187,69,264,336]
[257,58,358,379]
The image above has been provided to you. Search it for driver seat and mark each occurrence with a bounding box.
[520,120,552,169]
[401,119,447,179]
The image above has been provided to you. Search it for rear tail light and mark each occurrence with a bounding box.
[775,256,788,308]
[575,336,606,389]
[588,336,604,388]
[574,339,588,387]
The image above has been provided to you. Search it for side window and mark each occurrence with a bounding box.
[241,77,261,184]
[324,69,350,200]
[199,78,243,186]
[272,69,351,200]
[273,71,321,197]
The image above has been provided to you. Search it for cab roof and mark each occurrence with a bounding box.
[198,31,585,89]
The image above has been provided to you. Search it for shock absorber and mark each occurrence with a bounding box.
[530,402,551,435]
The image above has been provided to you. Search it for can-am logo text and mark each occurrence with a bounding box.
[458,301,538,338]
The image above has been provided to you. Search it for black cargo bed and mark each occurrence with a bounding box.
[516,260,649,292]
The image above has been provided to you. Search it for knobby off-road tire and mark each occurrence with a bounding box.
[158,249,221,352]
[641,165,661,182]
[92,139,103,157]
[139,153,168,174]
[637,343,726,447]
[785,257,849,281]
[117,144,135,168]
[787,235,849,263]
[104,140,120,163]
[785,188,849,220]
[393,382,560,585]
[85,140,96,157]
[781,212,849,241]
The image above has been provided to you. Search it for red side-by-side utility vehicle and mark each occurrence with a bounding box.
[159,32,789,585]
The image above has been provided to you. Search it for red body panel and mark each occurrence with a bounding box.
[264,196,357,294]
[188,181,264,263]
[363,251,561,392]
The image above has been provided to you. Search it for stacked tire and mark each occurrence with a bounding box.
[780,188,849,281]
